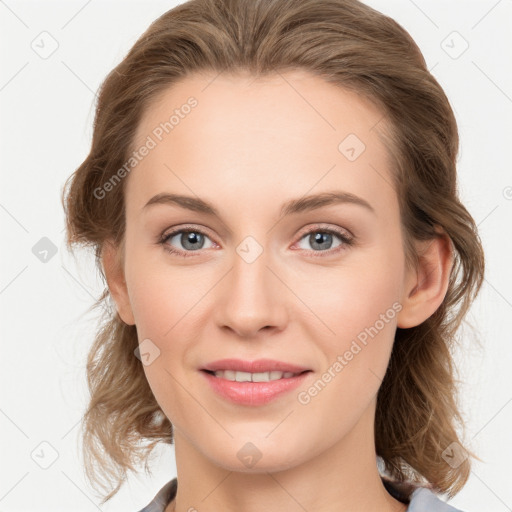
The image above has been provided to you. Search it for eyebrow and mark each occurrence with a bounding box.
[142,191,376,217]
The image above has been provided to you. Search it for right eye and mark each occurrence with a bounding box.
[159,227,216,257]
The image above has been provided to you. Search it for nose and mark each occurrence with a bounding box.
[214,245,288,339]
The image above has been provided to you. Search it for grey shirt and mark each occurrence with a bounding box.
[136,477,466,512]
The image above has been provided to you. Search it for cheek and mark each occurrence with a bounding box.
[126,260,208,392]
[298,287,400,436]
[296,254,402,393]
[297,261,401,342]
[126,251,209,338]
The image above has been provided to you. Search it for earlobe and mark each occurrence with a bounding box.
[101,239,136,326]
[397,231,453,329]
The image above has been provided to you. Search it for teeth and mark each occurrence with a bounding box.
[213,370,299,382]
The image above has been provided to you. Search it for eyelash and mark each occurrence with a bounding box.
[158,224,355,258]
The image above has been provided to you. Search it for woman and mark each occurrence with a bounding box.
[61,0,485,511]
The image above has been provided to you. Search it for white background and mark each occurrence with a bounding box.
[0,0,511,510]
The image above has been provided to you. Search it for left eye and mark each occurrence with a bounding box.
[295,228,352,253]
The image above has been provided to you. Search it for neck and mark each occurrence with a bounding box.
[167,404,407,512]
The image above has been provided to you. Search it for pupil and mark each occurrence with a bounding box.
[311,232,332,250]
[184,232,203,250]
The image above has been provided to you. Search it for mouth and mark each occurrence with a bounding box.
[200,361,313,405]
[201,357,311,375]
[202,369,311,382]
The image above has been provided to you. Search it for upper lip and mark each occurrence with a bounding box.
[201,358,311,374]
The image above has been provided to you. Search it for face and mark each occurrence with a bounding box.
[114,70,416,472]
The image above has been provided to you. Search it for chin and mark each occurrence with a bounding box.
[204,438,305,474]
[217,455,303,474]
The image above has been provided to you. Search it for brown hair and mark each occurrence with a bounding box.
[61,0,485,503]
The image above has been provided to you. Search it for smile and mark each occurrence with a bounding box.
[201,369,311,406]
[208,370,303,382]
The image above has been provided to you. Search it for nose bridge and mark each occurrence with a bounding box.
[231,234,274,306]
[216,233,286,336]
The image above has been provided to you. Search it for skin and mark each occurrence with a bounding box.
[103,69,453,512]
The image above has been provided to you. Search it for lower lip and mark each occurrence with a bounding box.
[201,370,311,406]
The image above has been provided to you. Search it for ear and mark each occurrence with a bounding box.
[101,239,136,326]
[396,229,454,329]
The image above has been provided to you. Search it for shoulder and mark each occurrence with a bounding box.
[381,476,467,512]
[407,486,466,511]
[136,478,177,512]
[135,476,468,512]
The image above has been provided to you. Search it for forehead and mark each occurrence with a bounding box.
[127,70,396,216]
